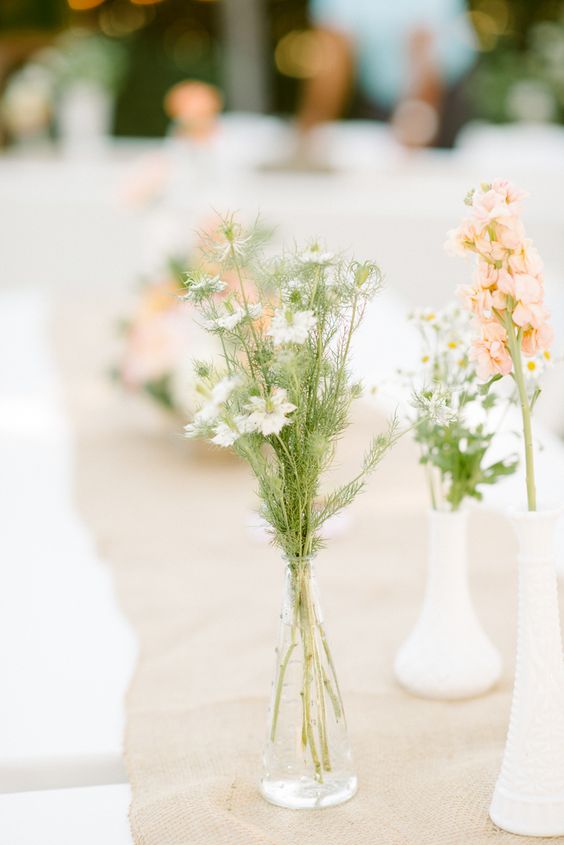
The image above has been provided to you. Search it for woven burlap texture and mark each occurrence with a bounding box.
[55,302,564,845]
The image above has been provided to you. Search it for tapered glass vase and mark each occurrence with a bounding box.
[490,508,564,837]
[260,556,357,809]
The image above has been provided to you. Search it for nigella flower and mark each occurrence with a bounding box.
[267,308,315,345]
[205,302,263,332]
[211,420,241,447]
[299,246,334,265]
[216,233,252,261]
[244,388,296,436]
[413,388,457,426]
[211,374,241,404]
[182,273,226,303]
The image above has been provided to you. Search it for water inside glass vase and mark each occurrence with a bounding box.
[260,556,357,809]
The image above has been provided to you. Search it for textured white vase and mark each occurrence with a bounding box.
[490,508,564,837]
[395,509,501,700]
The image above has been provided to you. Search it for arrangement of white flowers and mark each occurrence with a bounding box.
[183,217,399,557]
[403,305,518,511]
[182,216,399,784]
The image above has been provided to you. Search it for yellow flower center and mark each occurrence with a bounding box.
[421,355,430,363]
[543,351,551,361]
[527,361,537,372]
[447,341,458,349]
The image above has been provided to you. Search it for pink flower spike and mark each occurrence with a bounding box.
[522,323,554,356]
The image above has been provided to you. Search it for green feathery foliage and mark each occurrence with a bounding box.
[183,214,400,559]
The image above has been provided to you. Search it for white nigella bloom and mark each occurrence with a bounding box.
[217,233,252,261]
[299,247,334,265]
[184,416,208,438]
[210,374,241,404]
[413,387,457,426]
[244,388,296,436]
[205,302,262,332]
[247,302,263,319]
[205,307,245,332]
[186,374,242,434]
[267,308,315,345]
[182,274,226,303]
[211,420,240,447]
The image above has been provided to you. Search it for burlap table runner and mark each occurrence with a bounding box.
[54,299,564,844]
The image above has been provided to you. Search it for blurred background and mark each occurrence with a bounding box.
[2,0,564,141]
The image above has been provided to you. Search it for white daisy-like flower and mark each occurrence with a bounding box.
[205,303,263,332]
[205,307,245,332]
[299,248,334,265]
[267,308,316,345]
[211,374,241,404]
[217,234,252,261]
[410,307,438,324]
[523,350,552,380]
[413,388,457,426]
[182,274,226,303]
[211,420,240,447]
[184,416,208,438]
[247,302,263,319]
[244,388,296,436]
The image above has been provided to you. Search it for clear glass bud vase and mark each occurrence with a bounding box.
[260,556,357,809]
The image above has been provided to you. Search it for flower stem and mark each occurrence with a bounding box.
[505,320,537,511]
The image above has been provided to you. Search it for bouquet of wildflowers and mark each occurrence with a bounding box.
[183,215,398,790]
[117,257,217,417]
[184,216,398,556]
[447,179,554,510]
[405,305,518,511]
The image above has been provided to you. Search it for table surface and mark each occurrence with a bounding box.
[1,117,564,839]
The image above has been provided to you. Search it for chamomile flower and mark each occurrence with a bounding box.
[267,308,316,346]
[244,388,296,436]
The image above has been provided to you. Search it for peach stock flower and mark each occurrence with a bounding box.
[522,323,555,356]
[449,179,553,512]
[470,321,513,380]
[448,179,553,380]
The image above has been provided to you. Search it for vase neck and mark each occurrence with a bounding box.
[281,557,320,624]
[511,509,562,562]
[284,556,316,576]
[428,509,468,586]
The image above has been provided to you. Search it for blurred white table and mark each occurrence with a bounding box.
[0,784,132,845]
[0,290,137,793]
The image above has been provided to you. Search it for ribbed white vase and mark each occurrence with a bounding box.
[490,508,564,837]
[394,509,501,700]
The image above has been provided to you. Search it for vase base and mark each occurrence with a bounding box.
[395,673,499,701]
[260,774,357,809]
[490,789,564,837]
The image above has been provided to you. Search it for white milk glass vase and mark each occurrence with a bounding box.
[394,509,501,699]
[490,508,564,837]
[260,556,357,809]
